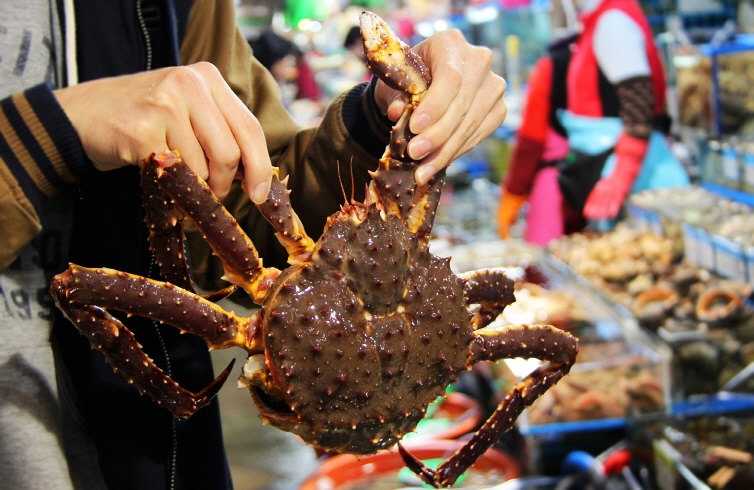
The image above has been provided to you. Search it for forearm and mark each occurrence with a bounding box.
[504,136,546,196]
[503,56,552,196]
[0,83,89,270]
[282,78,389,204]
[615,75,655,141]
[582,76,655,220]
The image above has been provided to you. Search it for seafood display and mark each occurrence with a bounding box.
[301,439,521,490]
[521,341,666,425]
[550,224,754,399]
[651,404,754,490]
[675,46,714,132]
[675,43,754,135]
[50,12,577,488]
[442,242,669,427]
[498,282,589,332]
[629,186,754,293]
[549,223,679,302]
[499,279,667,425]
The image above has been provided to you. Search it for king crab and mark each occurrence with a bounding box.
[51,12,577,488]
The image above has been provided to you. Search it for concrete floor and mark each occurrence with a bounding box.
[211,347,320,490]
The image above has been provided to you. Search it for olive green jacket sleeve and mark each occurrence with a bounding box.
[180,0,392,285]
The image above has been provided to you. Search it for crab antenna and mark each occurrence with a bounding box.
[336,160,347,204]
[336,158,359,206]
[349,158,356,204]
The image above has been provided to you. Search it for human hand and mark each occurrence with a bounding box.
[583,134,647,220]
[373,30,507,185]
[497,190,526,239]
[54,62,272,202]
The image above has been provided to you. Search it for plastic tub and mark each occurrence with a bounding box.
[301,439,521,490]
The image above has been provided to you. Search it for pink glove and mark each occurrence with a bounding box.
[583,133,648,220]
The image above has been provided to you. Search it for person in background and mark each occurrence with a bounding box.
[0,1,506,489]
[499,0,688,241]
[249,29,321,107]
[249,29,300,87]
[344,25,368,63]
[567,0,688,223]
[294,48,322,103]
[497,33,577,244]
[342,25,372,83]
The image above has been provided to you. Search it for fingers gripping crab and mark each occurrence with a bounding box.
[51,12,578,488]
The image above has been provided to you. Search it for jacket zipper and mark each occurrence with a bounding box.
[148,255,178,489]
[153,318,179,490]
[135,0,154,71]
[138,1,180,487]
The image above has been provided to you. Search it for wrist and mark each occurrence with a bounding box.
[365,76,394,133]
[341,79,391,157]
[502,189,527,207]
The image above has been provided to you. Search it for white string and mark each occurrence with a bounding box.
[63,0,78,86]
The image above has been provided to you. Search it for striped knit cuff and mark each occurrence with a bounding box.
[23,82,91,180]
[0,83,90,215]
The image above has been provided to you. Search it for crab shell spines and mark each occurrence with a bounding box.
[371,163,445,239]
[254,208,473,454]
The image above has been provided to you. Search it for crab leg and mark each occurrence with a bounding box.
[401,325,578,487]
[256,172,317,264]
[146,151,275,303]
[146,151,315,303]
[142,159,242,301]
[141,160,196,291]
[50,151,320,417]
[50,264,261,418]
[461,269,517,329]
[360,10,430,97]
[360,11,441,242]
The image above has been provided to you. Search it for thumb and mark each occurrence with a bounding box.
[374,78,407,120]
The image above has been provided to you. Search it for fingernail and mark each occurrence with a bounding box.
[415,165,435,186]
[252,181,270,204]
[409,138,431,160]
[410,112,431,133]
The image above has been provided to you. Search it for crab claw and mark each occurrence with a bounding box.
[360,11,431,96]
[398,443,440,486]
[186,358,236,414]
